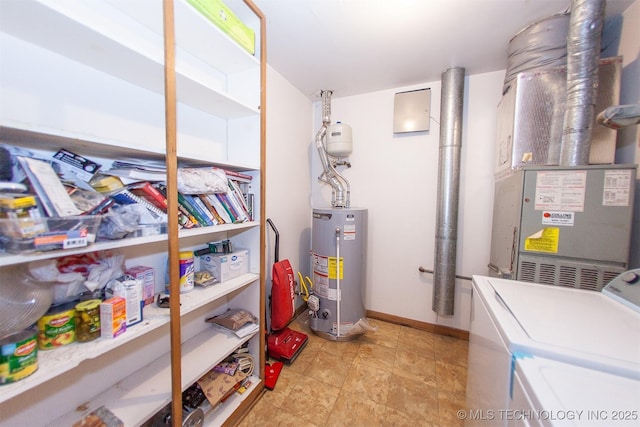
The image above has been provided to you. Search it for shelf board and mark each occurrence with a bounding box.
[0,125,261,170]
[50,330,260,426]
[0,0,259,119]
[0,220,259,267]
[0,272,259,404]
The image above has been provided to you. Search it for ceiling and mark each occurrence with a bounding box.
[252,0,635,100]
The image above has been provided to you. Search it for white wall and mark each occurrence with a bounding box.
[309,71,504,331]
[264,65,314,317]
[267,0,640,331]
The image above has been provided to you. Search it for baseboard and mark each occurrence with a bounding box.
[366,310,469,341]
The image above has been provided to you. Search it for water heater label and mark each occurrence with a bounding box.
[327,257,344,280]
[602,170,632,206]
[541,211,574,226]
[343,224,356,241]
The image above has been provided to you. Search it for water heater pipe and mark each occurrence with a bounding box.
[433,67,465,316]
[315,90,350,207]
[335,227,341,337]
[559,0,605,166]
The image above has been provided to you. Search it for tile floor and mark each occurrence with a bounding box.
[238,313,469,427]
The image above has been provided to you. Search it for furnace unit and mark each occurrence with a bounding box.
[488,164,636,291]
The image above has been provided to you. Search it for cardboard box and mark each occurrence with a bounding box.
[100,297,127,339]
[187,0,255,55]
[106,276,144,327]
[200,249,249,282]
[126,266,156,305]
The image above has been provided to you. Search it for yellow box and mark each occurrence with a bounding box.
[100,297,127,339]
[187,0,255,55]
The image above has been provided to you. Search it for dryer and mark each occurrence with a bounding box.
[465,275,640,426]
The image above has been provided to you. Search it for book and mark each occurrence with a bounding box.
[228,179,252,221]
[206,194,233,224]
[198,194,226,224]
[182,194,211,226]
[214,193,239,223]
[17,156,82,217]
[154,183,196,229]
[223,169,253,183]
[157,184,202,227]
[109,188,167,220]
[221,188,248,222]
[191,194,217,225]
[128,181,168,211]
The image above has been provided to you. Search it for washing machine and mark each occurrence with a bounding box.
[510,356,640,426]
[465,274,640,426]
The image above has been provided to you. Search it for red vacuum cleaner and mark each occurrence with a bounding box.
[266,218,308,365]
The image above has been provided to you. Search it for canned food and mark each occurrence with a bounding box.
[75,299,101,342]
[37,302,76,350]
[0,327,38,385]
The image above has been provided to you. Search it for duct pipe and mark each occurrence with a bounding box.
[433,67,465,316]
[559,0,605,166]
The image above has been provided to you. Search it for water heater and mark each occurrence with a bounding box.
[310,207,367,341]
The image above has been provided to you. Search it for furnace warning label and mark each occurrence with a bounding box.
[602,170,632,206]
[534,170,587,212]
[524,227,559,253]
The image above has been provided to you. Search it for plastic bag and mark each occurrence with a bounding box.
[177,167,228,194]
[98,204,141,239]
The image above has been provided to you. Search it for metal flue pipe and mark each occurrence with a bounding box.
[315,90,350,207]
[433,67,465,316]
[559,0,605,166]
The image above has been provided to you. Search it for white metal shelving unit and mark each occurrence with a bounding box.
[0,0,266,425]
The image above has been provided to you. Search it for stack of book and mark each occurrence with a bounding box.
[104,173,253,229]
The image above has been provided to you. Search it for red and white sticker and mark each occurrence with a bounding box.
[542,211,574,226]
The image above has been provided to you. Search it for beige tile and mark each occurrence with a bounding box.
[260,366,300,408]
[386,372,440,423]
[359,319,401,349]
[435,360,467,395]
[434,334,469,367]
[385,406,440,427]
[342,359,392,405]
[438,390,467,427]
[281,343,319,375]
[304,349,355,388]
[393,348,438,387]
[325,389,388,427]
[245,313,472,426]
[318,335,362,356]
[399,325,436,358]
[354,341,397,370]
[236,393,320,427]
[286,374,342,426]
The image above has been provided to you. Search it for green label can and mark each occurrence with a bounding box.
[0,328,38,385]
[37,302,76,350]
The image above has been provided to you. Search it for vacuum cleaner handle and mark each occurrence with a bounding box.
[266,218,279,262]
